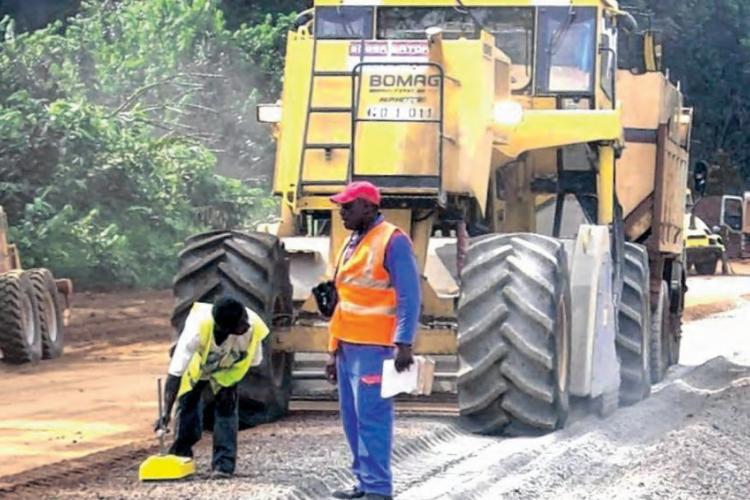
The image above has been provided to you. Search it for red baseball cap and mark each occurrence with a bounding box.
[330,181,381,206]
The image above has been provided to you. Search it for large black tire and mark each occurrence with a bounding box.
[650,281,670,383]
[694,258,718,276]
[28,268,65,359]
[457,233,571,436]
[0,271,42,364]
[616,244,652,406]
[172,230,294,429]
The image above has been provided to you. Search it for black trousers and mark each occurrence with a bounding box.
[169,380,238,473]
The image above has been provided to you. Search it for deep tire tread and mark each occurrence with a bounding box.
[28,268,64,359]
[650,281,670,383]
[172,231,294,428]
[617,243,652,406]
[0,271,42,364]
[457,233,570,436]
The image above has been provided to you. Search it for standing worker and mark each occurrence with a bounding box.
[156,296,269,478]
[316,182,422,500]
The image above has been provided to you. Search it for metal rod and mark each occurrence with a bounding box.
[157,378,163,420]
[157,378,165,454]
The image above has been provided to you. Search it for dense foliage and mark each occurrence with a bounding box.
[621,0,750,193]
[0,0,298,287]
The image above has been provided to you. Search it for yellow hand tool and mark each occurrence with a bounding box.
[138,378,196,481]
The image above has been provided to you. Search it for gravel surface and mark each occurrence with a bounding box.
[403,357,750,500]
[42,293,750,500]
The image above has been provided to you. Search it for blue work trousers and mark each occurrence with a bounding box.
[337,342,395,497]
[170,381,238,474]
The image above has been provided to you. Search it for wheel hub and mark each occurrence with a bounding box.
[22,294,34,346]
[43,290,58,342]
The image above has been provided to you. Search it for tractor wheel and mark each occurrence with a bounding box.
[457,233,571,436]
[28,268,65,359]
[172,230,294,428]
[649,281,670,383]
[616,244,652,406]
[0,271,42,364]
[694,258,718,276]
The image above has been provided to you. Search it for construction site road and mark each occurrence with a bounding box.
[1,276,750,499]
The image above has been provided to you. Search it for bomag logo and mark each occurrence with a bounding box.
[369,74,441,89]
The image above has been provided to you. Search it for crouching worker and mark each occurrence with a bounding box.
[156,296,269,478]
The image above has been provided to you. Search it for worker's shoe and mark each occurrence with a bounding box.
[331,486,365,499]
[362,494,393,500]
[210,469,233,479]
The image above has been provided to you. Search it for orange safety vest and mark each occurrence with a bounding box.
[329,221,402,352]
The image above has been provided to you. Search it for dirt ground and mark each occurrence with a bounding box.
[1,277,750,498]
[0,290,173,478]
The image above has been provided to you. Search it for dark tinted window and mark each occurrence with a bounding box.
[536,7,596,93]
[377,7,475,40]
[315,7,373,40]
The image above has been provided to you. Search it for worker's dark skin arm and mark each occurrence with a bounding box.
[325,353,337,384]
[387,234,419,373]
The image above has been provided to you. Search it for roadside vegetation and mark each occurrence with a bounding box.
[0,0,303,287]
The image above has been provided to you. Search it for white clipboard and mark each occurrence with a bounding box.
[381,356,435,398]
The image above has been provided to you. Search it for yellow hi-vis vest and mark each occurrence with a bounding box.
[177,303,269,398]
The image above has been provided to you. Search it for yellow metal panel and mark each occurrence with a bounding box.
[616,143,656,217]
[617,70,664,130]
[273,325,457,355]
[380,209,412,235]
[624,198,653,242]
[494,109,623,159]
[273,33,313,197]
[437,34,502,214]
[653,131,688,254]
[598,146,615,225]
[353,122,440,177]
[296,196,337,211]
[302,150,349,183]
[308,114,350,145]
[410,212,434,273]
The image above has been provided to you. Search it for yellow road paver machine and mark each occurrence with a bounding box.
[173,0,692,435]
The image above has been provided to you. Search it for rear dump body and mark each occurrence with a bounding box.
[174,0,691,433]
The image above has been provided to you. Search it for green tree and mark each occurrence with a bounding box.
[0,0,288,287]
[219,0,309,30]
